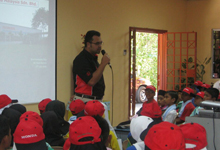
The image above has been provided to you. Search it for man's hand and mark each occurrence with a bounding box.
[101,53,110,66]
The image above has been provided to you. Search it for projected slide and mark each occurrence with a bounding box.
[0,0,56,104]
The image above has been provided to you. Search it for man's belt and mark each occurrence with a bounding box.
[75,93,102,100]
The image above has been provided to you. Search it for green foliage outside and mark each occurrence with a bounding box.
[133,32,158,88]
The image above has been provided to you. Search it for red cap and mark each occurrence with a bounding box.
[218,93,220,100]
[182,87,194,95]
[13,119,45,144]
[201,84,211,89]
[145,85,156,92]
[180,123,207,149]
[69,99,85,115]
[144,122,185,150]
[84,100,105,117]
[38,98,52,113]
[69,116,101,145]
[0,94,12,109]
[196,92,205,99]
[63,138,71,150]
[20,111,43,127]
[140,101,162,118]
[194,81,203,87]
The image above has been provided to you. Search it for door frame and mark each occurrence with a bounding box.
[129,27,167,117]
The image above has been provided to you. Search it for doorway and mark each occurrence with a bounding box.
[129,27,167,116]
[129,28,197,117]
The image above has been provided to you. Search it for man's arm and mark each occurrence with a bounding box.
[87,53,110,86]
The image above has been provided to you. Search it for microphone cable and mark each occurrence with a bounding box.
[110,65,114,125]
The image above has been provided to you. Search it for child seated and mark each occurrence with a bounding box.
[41,111,66,146]
[68,116,107,150]
[175,87,195,125]
[191,81,203,107]
[13,116,54,150]
[162,91,178,123]
[126,116,161,150]
[144,85,157,103]
[192,80,203,92]
[190,92,205,116]
[201,83,211,91]
[176,90,183,113]
[157,90,167,114]
[134,85,157,116]
[180,122,207,149]
[0,115,11,150]
[68,99,85,124]
[143,122,185,150]
[38,98,52,114]
[204,88,219,101]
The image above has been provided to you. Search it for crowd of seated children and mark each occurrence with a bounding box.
[126,115,162,150]
[1,79,215,150]
[126,89,162,149]
[162,91,178,123]
[82,100,120,150]
[0,115,11,150]
[157,90,167,114]
[175,87,195,125]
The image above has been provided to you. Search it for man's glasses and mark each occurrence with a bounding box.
[90,42,103,46]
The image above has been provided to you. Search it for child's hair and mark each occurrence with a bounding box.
[205,88,219,100]
[158,90,166,96]
[92,115,109,144]
[166,91,178,104]
[0,115,10,144]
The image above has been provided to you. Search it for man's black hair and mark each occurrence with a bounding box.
[84,30,101,47]
[205,88,219,100]
[0,115,10,143]
[165,91,178,104]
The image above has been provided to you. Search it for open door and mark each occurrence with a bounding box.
[165,32,197,90]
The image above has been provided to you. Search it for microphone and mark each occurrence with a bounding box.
[101,49,112,68]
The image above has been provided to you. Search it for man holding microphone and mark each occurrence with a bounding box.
[71,30,110,102]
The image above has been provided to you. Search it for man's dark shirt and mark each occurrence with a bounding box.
[72,49,105,98]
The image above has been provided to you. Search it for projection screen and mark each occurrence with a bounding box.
[0,0,56,104]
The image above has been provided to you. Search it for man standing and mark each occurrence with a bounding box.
[71,30,110,102]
